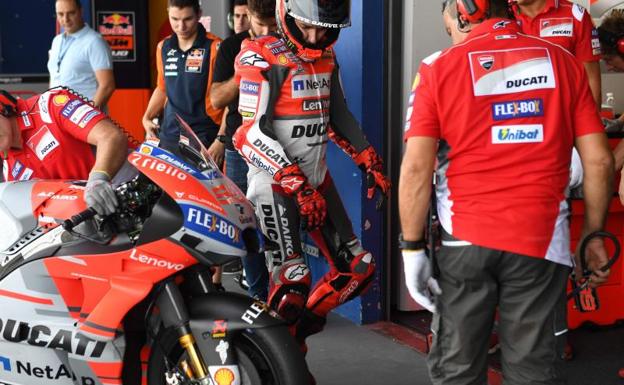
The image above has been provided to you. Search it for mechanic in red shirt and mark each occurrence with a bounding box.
[510,0,602,105]
[599,10,624,172]
[0,88,127,215]
[399,0,613,383]
[233,0,390,353]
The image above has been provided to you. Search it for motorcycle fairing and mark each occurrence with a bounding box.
[130,144,261,257]
[129,147,227,217]
[0,258,127,385]
[44,238,196,342]
[186,292,282,384]
[0,179,89,253]
[180,203,245,249]
[30,181,87,226]
[0,340,124,385]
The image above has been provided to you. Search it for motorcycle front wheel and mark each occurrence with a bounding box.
[147,324,310,385]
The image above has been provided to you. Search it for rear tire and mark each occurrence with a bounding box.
[147,324,310,385]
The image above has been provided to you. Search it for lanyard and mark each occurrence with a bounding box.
[57,34,75,73]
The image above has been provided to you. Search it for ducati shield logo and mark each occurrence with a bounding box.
[470,48,556,96]
[479,55,494,70]
[540,18,573,37]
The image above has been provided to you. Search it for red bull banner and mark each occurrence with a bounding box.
[96,11,136,62]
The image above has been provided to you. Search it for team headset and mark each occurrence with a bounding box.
[598,27,624,55]
[0,90,18,117]
[227,12,234,30]
[457,0,490,30]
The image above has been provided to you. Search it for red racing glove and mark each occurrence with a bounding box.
[328,129,359,159]
[353,146,391,201]
[274,164,326,230]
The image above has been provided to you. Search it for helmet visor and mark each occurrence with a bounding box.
[286,0,351,28]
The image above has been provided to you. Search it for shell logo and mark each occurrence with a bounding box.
[52,94,70,106]
[214,368,235,385]
[277,54,289,65]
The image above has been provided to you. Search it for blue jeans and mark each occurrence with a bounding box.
[226,149,268,301]
[225,149,248,192]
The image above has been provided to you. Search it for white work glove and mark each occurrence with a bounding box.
[85,171,118,215]
[402,249,442,313]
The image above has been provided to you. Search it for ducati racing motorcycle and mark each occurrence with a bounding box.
[0,122,309,385]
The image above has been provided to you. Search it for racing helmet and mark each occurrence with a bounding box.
[0,90,18,118]
[276,0,351,61]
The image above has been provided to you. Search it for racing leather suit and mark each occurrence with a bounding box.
[233,34,378,343]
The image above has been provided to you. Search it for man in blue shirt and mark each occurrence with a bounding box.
[48,0,115,109]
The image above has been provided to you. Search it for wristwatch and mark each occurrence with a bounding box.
[398,233,426,250]
[216,135,229,144]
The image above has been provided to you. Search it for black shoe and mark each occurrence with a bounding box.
[222,258,243,275]
[213,283,226,292]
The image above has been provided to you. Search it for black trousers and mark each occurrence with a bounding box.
[427,232,570,385]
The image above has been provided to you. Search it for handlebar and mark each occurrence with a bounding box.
[62,208,98,231]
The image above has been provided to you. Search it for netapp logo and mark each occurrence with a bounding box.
[291,123,327,138]
[0,356,95,384]
[492,99,543,120]
[492,124,544,144]
[291,74,331,98]
[302,99,330,112]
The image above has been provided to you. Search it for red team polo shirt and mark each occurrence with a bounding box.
[404,19,603,263]
[1,89,105,181]
[512,0,601,62]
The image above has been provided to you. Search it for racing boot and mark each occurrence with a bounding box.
[267,256,311,324]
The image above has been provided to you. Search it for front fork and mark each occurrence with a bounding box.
[156,267,239,383]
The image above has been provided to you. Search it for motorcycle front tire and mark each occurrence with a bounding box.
[147,324,310,385]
